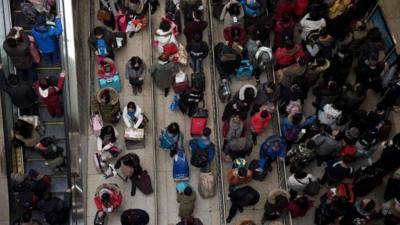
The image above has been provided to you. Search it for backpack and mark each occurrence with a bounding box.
[353,166,384,197]
[191,72,206,92]
[284,126,301,142]
[159,129,178,150]
[21,2,38,23]
[248,159,267,181]
[198,172,216,198]
[173,148,190,181]
[190,141,208,168]
[96,39,109,56]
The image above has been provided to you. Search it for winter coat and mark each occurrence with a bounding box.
[273,0,295,21]
[150,60,179,89]
[377,80,400,110]
[91,88,121,124]
[125,61,146,84]
[189,137,216,163]
[88,27,115,54]
[3,31,33,69]
[372,145,400,176]
[313,133,342,156]
[177,192,197,217]
[277,63,307,87]
[37,193,70,225]
[223,25,247,46]
[222,100,246,121]
[294,0,309,16]
[300,13,326,41]
[255,46,274,71]
[121,209,150,225]
[32,18,63,53]
[260,135,287,160]
[183,20,208,42]
[251,110,271,133]
[318,104,341,126]
[122,105,144,129]
[228,168,253,185]
[339,201,374,225]
[220,0,245,27]
[94,183,123,212]
[214,42,241,79]
[275,44,305,68]
[287,173,315,192]
[235,84,257,103]
[240,0,261,17]
[281,115,316,142]
[224,137,252,159]
[326,161,353,182]
[98,58,117,79]
[274,19,296,47]
[0,70,37,109]
[33,75,64,112]
[312,82,342,109]
[186,40,209,60]
[153,28,178,53]
[230,186,260,206]
[254,82,280,106]
[267,188,290,205]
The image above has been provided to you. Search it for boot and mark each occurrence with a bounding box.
[164,88,170,97]
[170,148,177,157]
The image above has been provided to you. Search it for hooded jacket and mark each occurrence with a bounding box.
[255,47,273,70]
[91,87,121,124]
[267,188,290,204]
[177,192,197,217]
[223,25,248,46]
[33,74,65,110]
[150,60,179,89]
[3,31,33,69]
[237,84,257,102]
[230,186,260,206]
[123,105,144,129]
[277,62,307,87]
[153,27,178,53]
[32,18,63,53]
[240,0,261,17]
[224,137,253,159]
[251,110,271,133]
[287,173,315,192]
[300,13,326,41]
[0,70,37,108]
[94,183,123,212]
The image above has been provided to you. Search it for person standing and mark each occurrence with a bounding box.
[126,56,146,95]
[33,72,65,117]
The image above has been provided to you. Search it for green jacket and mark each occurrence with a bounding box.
[177,192,196,217]
[91,88,121,124]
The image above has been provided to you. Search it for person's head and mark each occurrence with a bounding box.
[275,195,289,210]
[159,21,171,32]
[261,110,269,119]
[130,56,142,69]
[244,88,255,101]
[237,167,248,177]
[167,122,180,134]
[39,77,50,90]
[281,11,291,23]
[94,26,105,38]
[202,127,211,138]
[193,9,203,20]
[127,102,137,112]
[8,74,19,86]
[184,186,192,196]
[342,155,353,165]
[158,53,169,62]
[309,6,321,20]
[101,89,111,104]
[6,37,17,48]
[42,192,52,201]
[21,211,32,223]
[291,113,303,125]
[227,3,240,16]
[294,169,307,179]
[101,192,111,207]
[231,114,241,123]
[295,196,311,210]
[367,27,382,42]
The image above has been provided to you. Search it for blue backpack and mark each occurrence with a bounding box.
[159,129,178,150]
[97,39,108,56]
[173,148,189,181]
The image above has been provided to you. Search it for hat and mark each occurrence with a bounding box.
[345,127,360,139]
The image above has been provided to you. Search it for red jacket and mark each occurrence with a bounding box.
[98,63,117,79]
[251,111,272,133]
[337,145,357,158]
[275,44,305,67]
[274,19,296,47]
[223,26,247,47]
[294,0,309,16]
[94,190,123,212]
[34,75,65,107]
[273,0,295,21]
[287,200,312,217]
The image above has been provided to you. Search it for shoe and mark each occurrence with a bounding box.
[170,149,177,157]
[267,163,272,172]
[129,32,135,38]
[132,87,138,95]
[164,88,170,97]
[226,218,231,223]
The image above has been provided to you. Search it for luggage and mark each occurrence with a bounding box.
[94,211,107,225]
[173,148,190,181]
[352,166,384,197]
[113,32,127,50]
[190,141,208,168]
[249,159,267,181]
[236,60,254,80]
[21,2,38,23]
[99,72,122,92]
[335,183,355,203]
[163,43,178,56]
[124,128,144,141]
[91,113,103,137]
[190,106,208,137]
[198,172,216,198]
[137,170,153,195]
[191,72,206,92]
[173,70,189,94]
[218,79,231,103]
[117,14,128,32]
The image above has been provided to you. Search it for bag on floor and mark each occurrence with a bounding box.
[173,148,190,181]
[124,128,144,141]
[169,95,181,111]
[335,183,355,203]
[137,170,153,195]
[198,172,216,198]
[94,211,107,225]
[236,59,253,81]
[91,113,103,137]
[352,166,384,197]
[113,32,127,50]
[191,72,206,92]
[99,72,122,92]
[248,159,268,181]
[173,70,189,94]
[190,106,208,137]
[117,14,128,33]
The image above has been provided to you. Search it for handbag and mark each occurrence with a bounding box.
[304,180,320,196]
[137,170,153,194]
[124,128,144,140]
[97,8,112,22]
[172,43,188,66]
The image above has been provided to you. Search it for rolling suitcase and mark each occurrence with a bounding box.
[236,59,254,80]
[173,148,190,181]
[191,72,206,92]
[190,105,208,137]
[113,32,127,50]
[198,172,216,198]
[173,70,189,94]
[99,72,122,92]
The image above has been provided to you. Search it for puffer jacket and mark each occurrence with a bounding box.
[32,18,63,53]
[177,192,197,217]
[153,28,178,53]
[275,44,305,68]
[287,173,315,192]
[251,110,271,133]
[318,104,342,126]
[91,87,121,124]
[219,0,245,27]
[300,13,326,41]
[3,31,33,69]
[94,184,123,212]
[0,69,37,108]
[150,60,179,89]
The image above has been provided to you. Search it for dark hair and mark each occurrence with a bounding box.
[238,167,248,177]
[13,119,34,138]
[294,169,307,179]
[367,28,382,42]
[244,88,255,101]
[193,9,203,20]
[21,211,32,223]
[158,53,169,62]
[167,122,180,135]
[94,27,105,36]
[159,20,171,32]
[291,113,303,125]
[261,110,269,118]
[6,37,17,47]
[101,192,111,205]
[275,195,289,210]
[295,196,310,210]
[227,3,240,15]
[127,102,137,111]
[202,127,211,137]
[130,56,142,68]
[8,74,19,85]
[100,125,117,143]
[342,155,353,164]
[101,90,111,104]
[184,186,192,196]
[39,77,50,89]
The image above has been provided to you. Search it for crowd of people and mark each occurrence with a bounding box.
[2,0,400,224]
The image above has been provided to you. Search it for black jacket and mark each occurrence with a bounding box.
[121,209,150,225]
[0,70,37,108]
[312,82,342,109]
[222,100,246,122]
[214,42,241,79]
[230,186,260,206]
[37,193,70,225]
[186,40,209,60]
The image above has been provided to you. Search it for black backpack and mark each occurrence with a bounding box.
[190,142,208,168]
[248,159,267,181]
[353,166,384,197]
[191,72,206,92]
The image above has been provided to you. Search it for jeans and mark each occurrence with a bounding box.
[190,58,203,73]
[17,69,38,83]
[42,50,61,65]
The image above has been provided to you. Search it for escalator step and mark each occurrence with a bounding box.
[39,107,64,122]
[49,176,68,193]
[24,149,43,160]
[37,69,62,79]
[25,158,55,175]
[44,123,66,139]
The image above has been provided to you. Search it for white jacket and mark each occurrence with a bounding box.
[238,84,257,101]
[154,29,178,53]
[318,104,341,126]
[300,13,326,41]
[287,173,316,192]
[123,105,143,129]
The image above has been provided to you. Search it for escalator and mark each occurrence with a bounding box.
[0,0,74,223]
